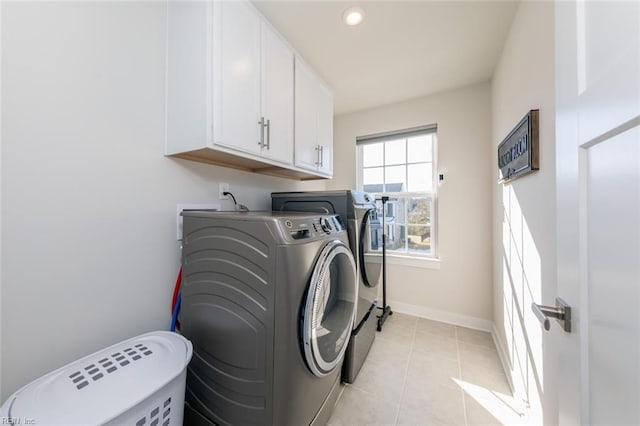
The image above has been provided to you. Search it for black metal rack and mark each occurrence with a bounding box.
[377,196,392,331]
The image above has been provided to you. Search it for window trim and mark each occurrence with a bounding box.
[356,126,439,260]
[355,124,437,145]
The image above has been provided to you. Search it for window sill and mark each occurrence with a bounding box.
[364,253,441,270]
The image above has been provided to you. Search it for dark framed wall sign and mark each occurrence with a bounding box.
[498,109,539,183]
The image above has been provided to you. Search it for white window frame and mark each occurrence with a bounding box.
[356,125,439,267]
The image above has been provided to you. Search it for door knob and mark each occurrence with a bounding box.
[532,297,572,332]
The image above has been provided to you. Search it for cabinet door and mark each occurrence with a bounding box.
[214,1,261,155]
[261,22,294,165]
[316,81,333,175]
[294,58,333,175]
[294,58,320,171]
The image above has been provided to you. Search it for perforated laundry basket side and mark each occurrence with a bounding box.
[2,331,192,425]
[105,372,187,426]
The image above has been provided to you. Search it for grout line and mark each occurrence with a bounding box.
[335,382,347,402]
[456,326,470,426]
[393,316,417,425]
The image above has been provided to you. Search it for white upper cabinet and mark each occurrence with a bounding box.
[213,2,293,164]
[294,57,334,176]
[316,77,334,176]
[294,58,319,171]
[260,21,294,164]
[213,1,262,156]
[166,0,329,180]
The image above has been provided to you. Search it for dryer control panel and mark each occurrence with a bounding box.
[281,215,344,241]
[350,190,371,205]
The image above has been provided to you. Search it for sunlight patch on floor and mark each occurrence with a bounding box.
[453,378,532,425]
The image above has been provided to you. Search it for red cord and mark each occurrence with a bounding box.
[171,267,182,312]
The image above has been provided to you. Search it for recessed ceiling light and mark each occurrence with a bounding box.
[343,6,365,26]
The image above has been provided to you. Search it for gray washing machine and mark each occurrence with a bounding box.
[180,211,357,426]
[272,190,382,383]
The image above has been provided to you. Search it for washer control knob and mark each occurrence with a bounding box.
[320,218,332,234]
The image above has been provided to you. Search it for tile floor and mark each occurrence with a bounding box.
[327,313,528,426]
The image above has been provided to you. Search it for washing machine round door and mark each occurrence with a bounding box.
[359,208,382,288]
[302,240,357,377]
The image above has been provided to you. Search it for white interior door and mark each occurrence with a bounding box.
[555,1,640,424]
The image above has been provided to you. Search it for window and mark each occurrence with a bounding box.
[357,125,437,258]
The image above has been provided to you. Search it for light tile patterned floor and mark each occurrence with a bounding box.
[328,313,527,426]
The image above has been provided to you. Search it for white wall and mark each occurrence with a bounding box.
[491,2,557,424]
[331,83,494,327]
[0,0,3,400]
[0,2,322,400]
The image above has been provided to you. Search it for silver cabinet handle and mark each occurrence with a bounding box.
[265,119,270,150]
[532,297,572,332]
[258,117,265,147]
[315,145,321,166]
[319,145,324,167]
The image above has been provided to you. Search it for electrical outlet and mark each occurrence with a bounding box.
[176,203,220,240]
[219,183,229,200]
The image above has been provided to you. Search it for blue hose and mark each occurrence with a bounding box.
[170,293,181,332]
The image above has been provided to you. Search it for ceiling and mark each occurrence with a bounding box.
[253,0,520,115]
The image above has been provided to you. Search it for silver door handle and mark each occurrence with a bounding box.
[532,297,572,332]
[265,119,270,150]
[315,145,321,166]
[319,145,324,167]
[258,117,265,147]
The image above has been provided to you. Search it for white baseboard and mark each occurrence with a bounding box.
[387,299,493,332]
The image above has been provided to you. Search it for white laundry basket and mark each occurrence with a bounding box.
[1,331,193,425]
